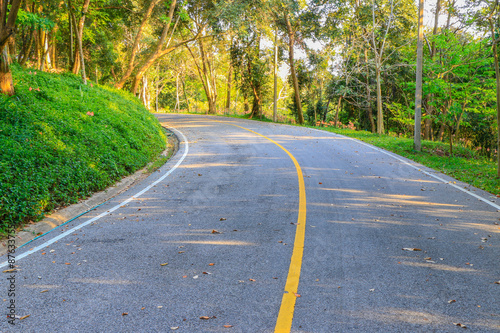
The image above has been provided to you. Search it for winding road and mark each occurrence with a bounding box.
[2,114,499,332]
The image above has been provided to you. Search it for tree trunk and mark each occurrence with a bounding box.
[489,17,500,177]
[226,62,232,114]
[365,49,375,132]
[375,65,384,134]
[0,45,14,95]
[115,0,161,89]
[425,0,441,140]
[334,96,342,126]
[284,12,304,125]
[71,10,86,84]
[182,77,190,112]
[131,0,177,94]
[71,0,90,75]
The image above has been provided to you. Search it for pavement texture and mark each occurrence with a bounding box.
[1,114,499,332]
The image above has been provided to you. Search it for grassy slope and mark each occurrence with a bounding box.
[0,65,166,233]
[216,112,499,196]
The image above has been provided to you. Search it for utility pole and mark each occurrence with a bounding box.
[273,26,278,123]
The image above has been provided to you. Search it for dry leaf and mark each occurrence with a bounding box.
[200,316,211,320]
[122,312,128,316]
[453,323,467,328]
[212,230,221,234]
[424,257,432,260]
[223,325,233,328]
[249,278,256,282]
[178,251,185,254]
[160,263,168,266]
[209,263,215,266]
[65,263,71,265]
[295,293,301,297]
[141,307,145,310]
[402,248,422,251]
[182,275,187,278]
[40,290,48,293]
[3,269,17,273]
[219,218,226,221]
[19,315,30,320]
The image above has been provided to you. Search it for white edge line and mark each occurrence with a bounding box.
[308,127,500,211]
[0,125,189,269]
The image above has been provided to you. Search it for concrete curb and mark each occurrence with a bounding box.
[0,128,179,257]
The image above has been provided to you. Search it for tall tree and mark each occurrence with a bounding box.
[0,0,22,95]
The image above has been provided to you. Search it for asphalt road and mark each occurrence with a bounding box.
[1,114,499,332]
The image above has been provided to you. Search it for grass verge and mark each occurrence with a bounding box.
[0,65,167,235]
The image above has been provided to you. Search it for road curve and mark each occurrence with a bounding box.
[2,114,499,332]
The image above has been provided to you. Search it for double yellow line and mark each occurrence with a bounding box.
[220,122,307,332]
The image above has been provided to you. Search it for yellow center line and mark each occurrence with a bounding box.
[216,121,307,332]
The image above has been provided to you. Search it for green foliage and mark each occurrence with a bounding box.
[0,65,166,234]
[17,9,55,31]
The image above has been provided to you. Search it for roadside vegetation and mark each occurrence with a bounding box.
[0,65,166,235]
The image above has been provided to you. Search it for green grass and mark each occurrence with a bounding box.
[329,128,498,194]
[0,65,166,235]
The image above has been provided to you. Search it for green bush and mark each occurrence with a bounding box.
[0,65,166,234]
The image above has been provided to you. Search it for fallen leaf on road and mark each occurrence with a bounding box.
[249,278,256,282]
[160,263,169,266]
[65,263,71,265]
[424,257,432,260]
[219,218,226,221]
[40,290,48,293]
[200,316,211,320]
[209,263,215,266]
[178,251,185,254]
[3,269,17,273]
[402,248,422,251]
[122,312,128,316]
[141,307,145,310]
[295,293,301,297]
[212,230,221,234]
[182,275,187,278]
[223,325,233,328]
[453,323,467,328]
[19,315,30,320]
